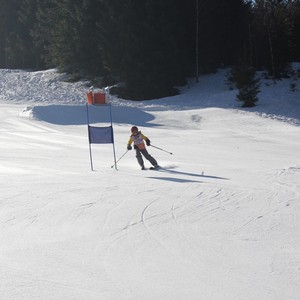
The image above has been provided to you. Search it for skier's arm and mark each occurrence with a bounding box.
[128,137,133,145]
[127,137,133,150]
[141,133,151,146]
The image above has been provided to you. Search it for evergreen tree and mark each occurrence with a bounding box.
[0,0,44,69]
[287,0,300,62]
[252,0,291,78]
[229,63,260,107]
[195,0,251,73]
[0,0,18,68]
[16,0,44,68]
[1,0,298,100]
[33,0,104,77]
[99,0,193,99]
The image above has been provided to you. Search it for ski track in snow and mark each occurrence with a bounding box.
[1,68,300,299]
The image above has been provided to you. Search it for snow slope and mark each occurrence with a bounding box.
[1,68,300,300]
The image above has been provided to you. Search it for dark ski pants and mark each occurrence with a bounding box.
[135,148,157,168]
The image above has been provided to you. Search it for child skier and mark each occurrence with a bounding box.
[127,126,159,170]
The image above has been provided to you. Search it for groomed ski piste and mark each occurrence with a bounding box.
[1,67,300,299]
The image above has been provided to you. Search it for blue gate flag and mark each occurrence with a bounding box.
[88,125,114,144]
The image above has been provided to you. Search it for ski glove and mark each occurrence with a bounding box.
[146,139,151,146]
[127,145,132,150]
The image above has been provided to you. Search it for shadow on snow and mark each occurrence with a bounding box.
[147,167,228,183]
[147,177,202,183]
[159,167,228,179]
[31,104,159,127]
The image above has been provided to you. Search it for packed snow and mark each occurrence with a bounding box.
[0,67,300,300]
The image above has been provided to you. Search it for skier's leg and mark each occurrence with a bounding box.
[135,149,145,169]
[141,149,158,167]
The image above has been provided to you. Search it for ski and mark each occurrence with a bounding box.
[149,166,161,170]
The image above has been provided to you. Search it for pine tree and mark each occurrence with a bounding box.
[195,0,251,73]
[287,0,300,62]
[229,64,260,107]
[33,0,104,77]
[99,0,193,99]
[251,0,291,78]
[0,0,19,68]
[17,0,44,68]
[42,0,89,74]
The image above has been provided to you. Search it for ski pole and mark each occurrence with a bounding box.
[150,144,173,155]
[111,150,129,168]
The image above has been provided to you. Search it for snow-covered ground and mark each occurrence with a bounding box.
[1,67,300,300]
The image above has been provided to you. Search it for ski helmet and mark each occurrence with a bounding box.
[131,126,138,133]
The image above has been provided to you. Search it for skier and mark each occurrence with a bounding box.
[127,126,159,170]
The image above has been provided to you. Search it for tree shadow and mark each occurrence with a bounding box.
[31,104,160,127]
